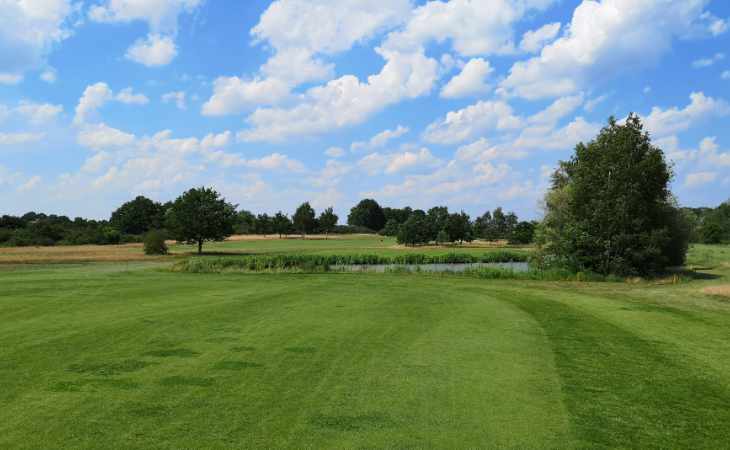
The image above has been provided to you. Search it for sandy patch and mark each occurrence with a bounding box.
[702,285,730,298]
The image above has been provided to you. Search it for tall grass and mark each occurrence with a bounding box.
[173,252,528,273]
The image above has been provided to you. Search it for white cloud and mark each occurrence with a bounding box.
[528,94,584,125]
[2,101,63,125]
[684,171,717,188]
[88,0,201,33]
[40,68,58,83]
[501,0,710,99]
[584,94,609,112]
[423,100,523,145]
[203,0,412,116]
[202,77,290,116]
[77,123,136,150]
[455,138,527,162]
[700,11,728,36]
[382,0,558,56]
[513,116,600,151]
[692,52,725,68]
[239,49,439,142]
[115,87,149,105]
[722,70,730,80]
[642,92,730,138]
[351,125,409,152]
[358,147,440,175]
[74,83,149,124]
[90,0,201,67]
[200,131,231,150]
[325,147,345,158]
[520,22,561,53]
[0,0,74,82]
[17,175,41,192]
[243,153,306,172]
[162,91,187,110]
[440,58,493,99]
[125,34,177,67]
[312,160,352,187]
[0,132,45,146]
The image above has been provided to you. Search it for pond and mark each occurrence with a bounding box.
[330,262,530,273]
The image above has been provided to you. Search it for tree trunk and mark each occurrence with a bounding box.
[198,240,203,254]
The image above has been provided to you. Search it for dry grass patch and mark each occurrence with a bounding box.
[702,285,730,298]
[0,243,170,264]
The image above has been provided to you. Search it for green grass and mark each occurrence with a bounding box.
[1,245,729,448]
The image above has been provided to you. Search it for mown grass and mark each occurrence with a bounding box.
[1,244,729,448]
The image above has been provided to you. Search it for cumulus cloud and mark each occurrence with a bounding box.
[501,0,710,99]
[358,147,440,175]
[0,0,74,83]
[1,101,63,125]
[125,34,177,67]
[0,132,46,146]
[17,175,42,192]
[325,147,345,158]
[692,52,725,68]
[382,0,558,56]
[238,49,439,142]
[162,91,187,110]
[641,92,730,138]
[519,22,561,53]
[685,171,717,188]
[423,100,523,145]
[74,83,149,124]
[203,0,411,115]
[351,125,409,152]
[440,58,493,99]
[77,123,136,150]
[90,0,202,67]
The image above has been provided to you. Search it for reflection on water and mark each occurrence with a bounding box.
[331,262,530,273]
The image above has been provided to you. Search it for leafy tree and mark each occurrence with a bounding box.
[509,221,536,245]
[348,199,386,232]
[426,206,450,242]
[397,210,429,246]
[293,202,316,238]
[436,229,450,245]
[166,187,237,254]
[235,210,256,234]
[143,230,168,255]
[255,213,273,235]
[538,115,688,276]
[381,219,401,237]
[110,196,164,235]
[318,207,338,239]
[272,212,292,238]
[383,207,412,225]
[445,211,471,243]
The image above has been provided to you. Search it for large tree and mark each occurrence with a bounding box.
[166,187,237,254]
[538,115,689,276]
[293,202,316,238]
[348,199,386,232]
[272,212,292,238]
[110,196,165,235]
[318,207,338,239]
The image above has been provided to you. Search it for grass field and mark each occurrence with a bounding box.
[1,239,729,449]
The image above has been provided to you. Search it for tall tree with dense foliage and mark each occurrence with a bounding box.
[318,207,338,239]
[397,210,429,246]
[348,199,386,232]
[537,115,688,276]
[272,212,292,238]
[110,196,165,235]
[293,202,316,238]
[445,211,471,244]
[166,187,237,254]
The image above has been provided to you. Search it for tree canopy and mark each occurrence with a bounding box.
[110,196,165,235]
[348,199,386,232]
[165,187,237,254]
[537,115,689,276]
[293,202,316,237]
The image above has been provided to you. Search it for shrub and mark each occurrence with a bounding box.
[143,230,168,255]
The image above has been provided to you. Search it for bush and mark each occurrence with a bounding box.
[143,230,168,255]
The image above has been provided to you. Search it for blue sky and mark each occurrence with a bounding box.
[1,0,729,220]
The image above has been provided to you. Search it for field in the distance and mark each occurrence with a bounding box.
[1,239,729,449]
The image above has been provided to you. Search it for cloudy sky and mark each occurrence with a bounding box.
[1,0,729,220]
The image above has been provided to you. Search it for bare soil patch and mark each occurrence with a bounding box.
[0,243,167,264]
[702,285,730,298]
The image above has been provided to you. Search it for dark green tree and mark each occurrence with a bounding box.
[293,202,316,238]
[426,206,450,242]
[381,219,401,237]
[509,221,536,245]
[537,115,688,275]
[272,212,292,238]
[235,210,256,234]
[348,199,386,232]
[445,211,470,244]
[318,207,338,239]
[166,187,237,254]
[396,210,428,246]
[110,196,164,235]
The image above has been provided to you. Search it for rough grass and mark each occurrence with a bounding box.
[1,245,729,449]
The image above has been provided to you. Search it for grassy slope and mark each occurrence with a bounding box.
[0,246,729,449]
